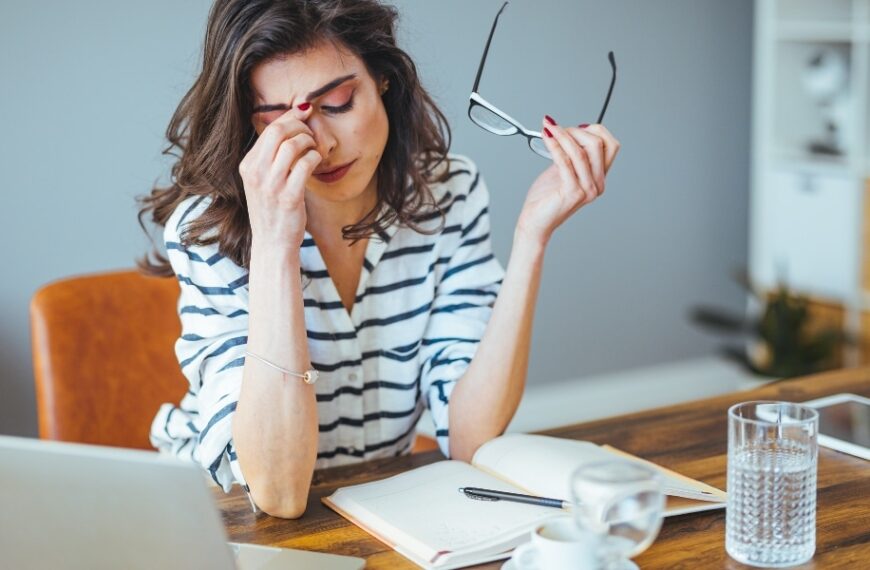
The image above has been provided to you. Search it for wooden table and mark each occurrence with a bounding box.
[216,367,870,568]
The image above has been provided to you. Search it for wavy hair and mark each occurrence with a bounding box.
[137,0,452,276]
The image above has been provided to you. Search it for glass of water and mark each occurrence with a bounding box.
[570,460,665,570]
[726,401,819,567]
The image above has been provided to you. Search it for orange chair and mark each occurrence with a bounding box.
[30,270,187,449]
[30,269,438,453]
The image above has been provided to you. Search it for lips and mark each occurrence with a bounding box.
[314,160,353,176]
[313,159,355,183]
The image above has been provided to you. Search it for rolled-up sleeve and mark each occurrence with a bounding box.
[149,197,251,493]
[418,161,506,457]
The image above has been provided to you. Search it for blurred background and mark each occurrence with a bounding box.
[3,0,863,439]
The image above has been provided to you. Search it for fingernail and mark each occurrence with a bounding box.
[543,127,553,138]
[544,115,557,126]
[297,102,311,111]
[578,123,590,128]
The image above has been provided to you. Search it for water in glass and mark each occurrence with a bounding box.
[726,402,818,568]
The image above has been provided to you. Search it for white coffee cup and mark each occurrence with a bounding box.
[511,515,602,569]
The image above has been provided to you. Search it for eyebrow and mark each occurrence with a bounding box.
[252,73,358,113]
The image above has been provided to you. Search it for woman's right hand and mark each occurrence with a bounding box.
[238,107,322,250]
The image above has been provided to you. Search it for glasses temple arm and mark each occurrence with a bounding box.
[472,1,509,94]
[596,51,617,124]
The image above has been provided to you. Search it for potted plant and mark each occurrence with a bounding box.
[690,270,853,380]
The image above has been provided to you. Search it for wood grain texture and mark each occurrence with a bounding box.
[216,367,870,569]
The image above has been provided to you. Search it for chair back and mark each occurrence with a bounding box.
[30,270,186,449]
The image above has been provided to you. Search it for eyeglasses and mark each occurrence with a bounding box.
[468,1,617,159]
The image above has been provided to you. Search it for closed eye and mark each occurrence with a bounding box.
[321,96,355,115]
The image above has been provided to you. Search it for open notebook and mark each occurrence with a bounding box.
[323,434,726,570]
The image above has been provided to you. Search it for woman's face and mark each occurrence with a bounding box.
[249,41,389,206]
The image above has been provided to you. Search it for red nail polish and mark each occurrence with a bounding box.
[578,123,590,128]
[297,102,311,111]
[543,127,553,138]
[544,115,557,126]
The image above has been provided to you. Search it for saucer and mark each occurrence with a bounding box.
[500,545,640,570]
[501,558,639,570]
[501,551,538,570]
[501,543,540,570]
[501,558,533,570]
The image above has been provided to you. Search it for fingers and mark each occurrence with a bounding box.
[582,123,620,174]
[540,124,580,192]
[268,104,322,197]
[257,107,316,173]
[543,118,598,203]
[565,124,606,196]
[285,149,323,197]
[269,132,320,197]
[240,105,316,182]
[565,127,605,196]
[541,117,621,202]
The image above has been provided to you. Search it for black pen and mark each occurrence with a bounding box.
[458,486,570,509]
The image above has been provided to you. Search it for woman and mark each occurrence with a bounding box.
[140,0,619,519]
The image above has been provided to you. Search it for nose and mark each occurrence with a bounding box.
[294,103,337,159]
[308,117,338,161]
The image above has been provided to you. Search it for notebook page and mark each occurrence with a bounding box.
[602,445,726,502]
[472,434,726,506]
[471,434,616,500]
[325,460,558,565]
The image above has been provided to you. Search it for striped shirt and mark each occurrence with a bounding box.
[149,153,506,493]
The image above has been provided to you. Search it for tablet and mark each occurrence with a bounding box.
[802,393,870,460]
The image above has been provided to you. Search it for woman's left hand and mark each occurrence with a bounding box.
[516,118,620,246]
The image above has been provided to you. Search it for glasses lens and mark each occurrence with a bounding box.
[529,136,551,159]
[470,103,519,136]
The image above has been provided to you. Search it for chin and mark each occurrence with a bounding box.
[318,164,378,201]
[310,176,369,203]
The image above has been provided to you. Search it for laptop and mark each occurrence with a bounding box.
[0,435,365,570]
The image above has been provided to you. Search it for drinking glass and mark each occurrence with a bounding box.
[726,401,819,567]
[570,460,665,570]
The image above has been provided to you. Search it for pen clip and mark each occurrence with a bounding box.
[462,489,498,502]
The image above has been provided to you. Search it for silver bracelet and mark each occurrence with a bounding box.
[244,351,319,384]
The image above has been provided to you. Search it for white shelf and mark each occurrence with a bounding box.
[777,22,854,43]
[775,0,853,27]
[751,0,870,350]
[769,41,853,170]
[769,148,852,171]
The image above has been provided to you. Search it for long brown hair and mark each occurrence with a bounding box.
[137,0,452,276]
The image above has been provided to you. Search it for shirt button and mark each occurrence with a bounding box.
[348,373,359,382]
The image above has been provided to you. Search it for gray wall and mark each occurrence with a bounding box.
[0,0,753,437]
